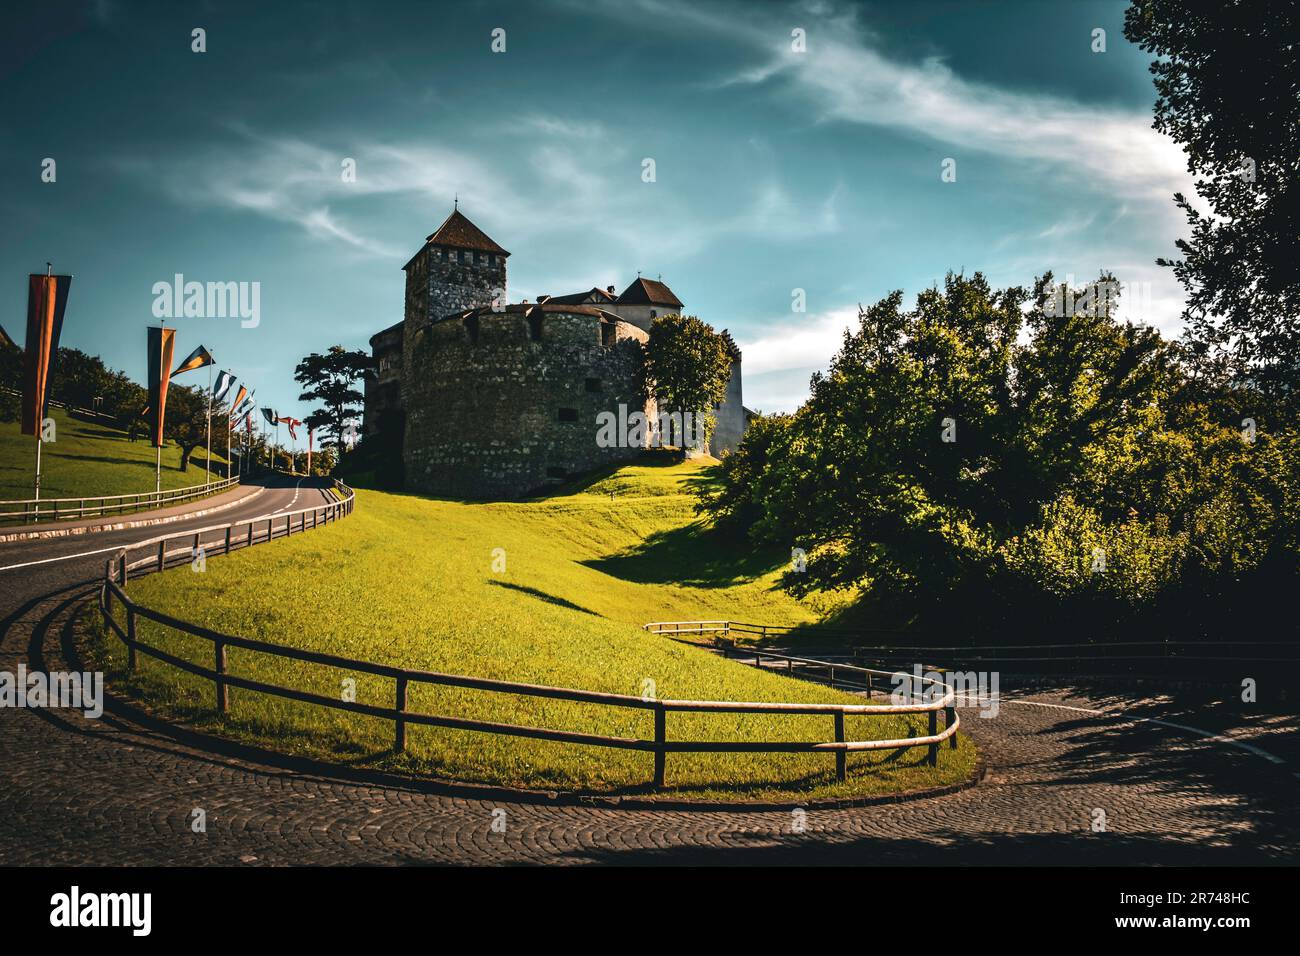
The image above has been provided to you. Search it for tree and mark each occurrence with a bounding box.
[1124,0,1300,400]
[163,385,211,472]
[694,271,1235,639]
[643,314,733,452]
[294,346,371,450]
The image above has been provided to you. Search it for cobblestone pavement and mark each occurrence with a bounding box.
[1,479,1296,865]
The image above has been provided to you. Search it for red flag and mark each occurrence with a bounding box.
[147,327,176,447]
[21,273,72,436]
[277,415,301,441]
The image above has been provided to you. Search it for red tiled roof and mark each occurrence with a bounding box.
[616,277,682,308]
[424,209,510,256]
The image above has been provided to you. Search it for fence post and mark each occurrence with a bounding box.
[126,605,138,672]
[214,639,227,714]
[653,703,666,788]
[927,708,938,766]
[395,677,408,752]
[834,710,846,782]
[224,526,232,555]
[118,553,127,585]
[247,522,254,548]
[946,704,957,749]
[157,540,165,572]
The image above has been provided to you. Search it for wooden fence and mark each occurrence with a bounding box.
[97,494,959,788]
[1,475,241,525]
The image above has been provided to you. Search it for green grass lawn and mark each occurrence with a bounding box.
[0,407,228,502]
[89,456,975,801]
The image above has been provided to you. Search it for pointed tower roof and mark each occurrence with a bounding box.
[425,208,510,256]
[616,276,682,308]
[403,208,510,271]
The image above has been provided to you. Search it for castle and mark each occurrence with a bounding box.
[363,207,749,498]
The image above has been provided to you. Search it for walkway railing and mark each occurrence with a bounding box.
[96,507,958,789]
[642,621,1300,675]
[0,475,240,525]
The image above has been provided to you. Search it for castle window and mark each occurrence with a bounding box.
[600,323,616,346]
[528,313,544,341]
[585,378,602,393]
[557,407,578,422]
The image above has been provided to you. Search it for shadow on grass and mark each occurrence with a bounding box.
[486,580,601,616]
[583,520,787,588]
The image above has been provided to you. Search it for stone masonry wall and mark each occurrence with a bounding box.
[402,309,652,499]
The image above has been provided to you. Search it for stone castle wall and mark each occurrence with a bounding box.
[402,245,506,348]
[710,355,746,456]
[402,307,653,498]
[363,322,403,438]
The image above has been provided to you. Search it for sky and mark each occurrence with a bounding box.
[0,0,1195,423]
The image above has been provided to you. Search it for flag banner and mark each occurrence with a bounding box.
[147,326,177,447]
[172,344,214,377]
[227,385,249,417]
[21,273,72,436]
[212,370,236,403]
[277,416,302,441]
[236,391,256,417]
[260,407,277,427]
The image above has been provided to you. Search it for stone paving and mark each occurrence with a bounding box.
[0,480,1296,865]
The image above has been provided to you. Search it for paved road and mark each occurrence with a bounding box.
[0,478,1296,865]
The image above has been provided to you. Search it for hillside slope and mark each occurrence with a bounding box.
[1,407,229,501]
[92,457,974,800]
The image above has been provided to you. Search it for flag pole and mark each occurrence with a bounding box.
[33,433,42,521]
[32,263,52,520]
[153,324,164,501]
[204,363,213,485]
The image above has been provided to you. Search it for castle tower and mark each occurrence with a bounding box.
[402,207,509,337]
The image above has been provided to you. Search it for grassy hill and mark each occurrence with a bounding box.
[0,407,229,502]
[90,456,975,801]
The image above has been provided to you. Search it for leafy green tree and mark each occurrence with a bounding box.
[696,271,1250,639]
[1125,0,1300,400]
[643,314,732,451]
[294,346,371,449]
[162,385,212,472]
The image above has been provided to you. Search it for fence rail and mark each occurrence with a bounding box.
[0,475,241,525]
[643,621,1300,675]
[96,509,958,789]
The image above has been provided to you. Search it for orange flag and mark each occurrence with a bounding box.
[147,327,176,447]
[21,273,72,436]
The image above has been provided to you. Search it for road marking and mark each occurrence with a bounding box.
[271,478,305,515]
[0,543,136,572]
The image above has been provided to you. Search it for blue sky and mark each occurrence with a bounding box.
[1,0,1193,423]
